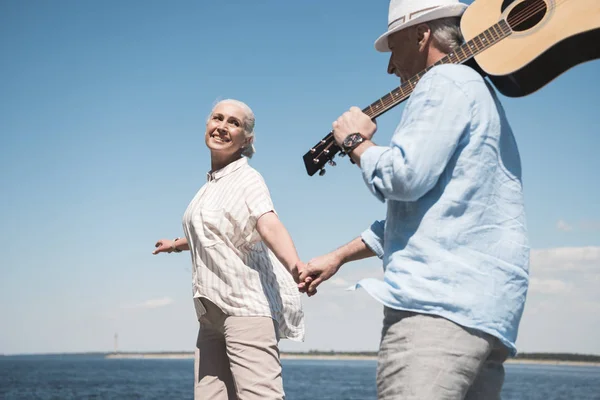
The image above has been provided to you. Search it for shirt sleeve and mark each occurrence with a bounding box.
[361,219,385,259]
[360,69,472,203]
[244,171,276,225]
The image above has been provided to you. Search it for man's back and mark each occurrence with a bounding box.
[357,63,529,355]
[298,3,532,397]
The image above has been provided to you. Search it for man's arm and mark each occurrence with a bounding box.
[298,236,377,296]
[360,70,471,202]
[333,69,472,203]
[348,140,375,167]
[298,217,385,295]
[334,236,376,264]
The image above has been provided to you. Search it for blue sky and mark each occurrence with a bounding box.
[1,0,599,356]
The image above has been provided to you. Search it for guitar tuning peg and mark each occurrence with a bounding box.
[328,160,336,167]
[319,169,326,176]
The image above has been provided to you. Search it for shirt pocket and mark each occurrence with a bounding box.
[198,208,238,247]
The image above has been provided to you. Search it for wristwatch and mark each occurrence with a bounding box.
[341,132,365,155]
[171,238,182,253]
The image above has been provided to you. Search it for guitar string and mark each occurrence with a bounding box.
[509,0,561,26]
[311,3,541,164]
[311,1,550,165]
[381,0,567,110]
[312,0,537,158]
[310,0,567,168]
[347,0,562,121]
[372,0,561,112]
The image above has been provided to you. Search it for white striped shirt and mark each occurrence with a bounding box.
[181,157,304,341]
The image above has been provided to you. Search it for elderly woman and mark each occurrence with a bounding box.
[153,99,304,400]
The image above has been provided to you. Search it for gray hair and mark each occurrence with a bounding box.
[208,99,256,158]
[426,17,464,53]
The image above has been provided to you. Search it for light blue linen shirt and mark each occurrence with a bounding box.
[355,64,529,356]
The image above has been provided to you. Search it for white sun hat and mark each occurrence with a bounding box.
[374,0,468,52]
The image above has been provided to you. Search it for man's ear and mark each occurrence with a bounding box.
[416,24,431,49]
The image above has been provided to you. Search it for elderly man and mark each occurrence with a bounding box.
[298,0,530,398]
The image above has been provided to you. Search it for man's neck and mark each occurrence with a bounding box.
[426,47,447,69]
[404,47,448,80]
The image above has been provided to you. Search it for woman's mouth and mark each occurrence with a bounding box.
[211,134,230,143]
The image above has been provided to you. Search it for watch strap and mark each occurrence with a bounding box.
[342,132,365,154]
[171,237,182,253]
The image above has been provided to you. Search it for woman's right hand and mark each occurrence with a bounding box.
[152,239,174,255]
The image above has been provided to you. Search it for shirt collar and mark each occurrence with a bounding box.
[206,157,248,182]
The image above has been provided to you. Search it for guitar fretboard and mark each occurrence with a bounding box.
[363,20,512,120]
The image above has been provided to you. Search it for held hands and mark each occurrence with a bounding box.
[297,252,344,297]
[152,239,175,254]
[332,106,377,146]
[289,260,306,284]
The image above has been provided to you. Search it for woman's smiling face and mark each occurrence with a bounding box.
[205,102,250,157]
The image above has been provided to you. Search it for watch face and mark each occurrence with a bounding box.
[344,133,362,149]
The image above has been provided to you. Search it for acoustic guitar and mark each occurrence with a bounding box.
[303,0,600,176]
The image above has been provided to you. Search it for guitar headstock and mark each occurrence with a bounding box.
[302,132,344,176]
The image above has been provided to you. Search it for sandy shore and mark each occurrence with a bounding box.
[106,353,194,360]
[105,353,378,361]
[105,353,600,366]
[504,359,600,367]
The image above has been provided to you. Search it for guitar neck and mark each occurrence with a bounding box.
[361,19,512,120]
[303,19,514,176]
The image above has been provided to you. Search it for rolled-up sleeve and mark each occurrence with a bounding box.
[361,219,385,259]
[360,70,472,203]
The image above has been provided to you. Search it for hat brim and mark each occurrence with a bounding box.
[374,4,468,52]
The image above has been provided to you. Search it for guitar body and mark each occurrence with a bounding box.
[462,0,600,97]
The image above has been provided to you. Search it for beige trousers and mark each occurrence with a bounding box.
[193,299,285,400]
[377,308,509,400]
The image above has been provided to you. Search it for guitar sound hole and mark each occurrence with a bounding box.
[506,0,547,32]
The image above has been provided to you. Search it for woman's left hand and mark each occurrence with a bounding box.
[152,238,174,254]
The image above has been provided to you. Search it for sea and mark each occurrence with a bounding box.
[1,355,599,399]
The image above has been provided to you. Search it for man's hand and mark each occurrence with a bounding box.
[298,252,344,297]
[332,106,377,146]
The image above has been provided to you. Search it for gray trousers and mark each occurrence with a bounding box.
[377,308,509,400]
[194,299,285,400]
